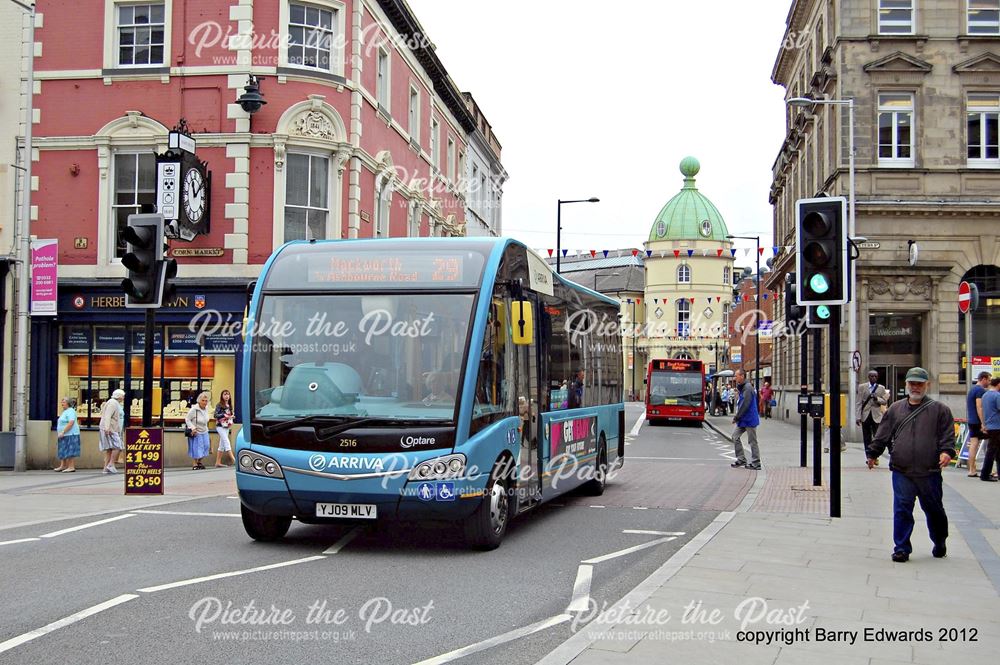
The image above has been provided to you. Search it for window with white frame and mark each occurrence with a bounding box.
[878,0,913,34]
[458,150,465,185]
[288,3,337,70]
[408,86,420,139]
[375,180,391,238]
[723,266,731,284]
[377,48,390,110]
[673,351,693,360]
[113,152,157,257]
[284,153,330,241]
[677,264,691,283]
[431,118,440,170]
[677,299,691,337]
[723,307,730,335]
[116,3,166,66]
[471,164,479,207]
[447,137,455,181]
[968,93,1000,165]
[878,93,914,166]
[969,0,1000,34]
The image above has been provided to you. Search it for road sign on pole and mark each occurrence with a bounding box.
[959,281,972,314]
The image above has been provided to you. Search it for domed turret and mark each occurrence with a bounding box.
[649,157,730,243]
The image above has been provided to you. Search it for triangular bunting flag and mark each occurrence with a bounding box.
[716,297,720,302]
[561,249,568,257]
[763,293,769,300]
[626,299,632,304]
[772,246,779,255]
[636,298,641,304]
[708,298,712,304]
[673,250,680,258]
[646,250,653,258]
[743,248,751,256]
[758,247,765,256]
[632,249,639,257]
[689,297,695,303]
[547,249,553,257]
[603,250,609,258]
[786,245,794,252]
[730,249,737,257]
[716,248,724,257]
[702,249,709,256]
[590,250,596,257]
[687,250,694,257]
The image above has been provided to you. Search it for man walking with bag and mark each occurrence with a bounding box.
[866,367,955,562]
[730,369,762,470]
[856,370,890,464]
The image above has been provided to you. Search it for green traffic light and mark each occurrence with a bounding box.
[816,305,831,320]
[809,273,830,294]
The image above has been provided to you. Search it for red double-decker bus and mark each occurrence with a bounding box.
[645,359,706,424]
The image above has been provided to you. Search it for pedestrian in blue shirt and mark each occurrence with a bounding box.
[965,372,991,477]
[979,377,1000,482]
[730,369,761,470]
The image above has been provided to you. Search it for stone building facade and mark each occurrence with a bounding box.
[768,0,1000,426]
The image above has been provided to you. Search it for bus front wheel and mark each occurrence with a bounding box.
[584,437,608,496]
[464,462,510,551]
[241,503,292,542]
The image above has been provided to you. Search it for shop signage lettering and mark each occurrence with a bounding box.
[62,327,91,350]
[95,327,127,350]
[125,427,164,495]
[87,296,191,309]
[171,248,224,257]
[132,329,165,350]
[872,326,913,338]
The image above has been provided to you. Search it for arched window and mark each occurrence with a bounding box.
[723,266,731,284]
[677,299,691,336]
[677,264,691,283]
[673,350,693,360]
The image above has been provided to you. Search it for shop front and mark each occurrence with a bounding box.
[27,280,248,469]
[869,313,923,402]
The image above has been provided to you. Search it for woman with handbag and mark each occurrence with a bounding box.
[760,381,774,419]
[185,392,211,470]
[99,390,126,474]
[213,389,236,467]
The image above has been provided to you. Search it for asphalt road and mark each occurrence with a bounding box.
[0,404,755,665]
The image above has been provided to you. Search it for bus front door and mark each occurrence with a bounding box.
[514,297,542,514]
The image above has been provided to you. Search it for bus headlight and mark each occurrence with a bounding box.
[408,454,466,481]
[238,451,284,479]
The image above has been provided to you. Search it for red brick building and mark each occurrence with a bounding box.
[727,273,774,384]
[20,0,503,451]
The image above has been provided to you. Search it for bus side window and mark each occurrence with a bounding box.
[471,300,510,434]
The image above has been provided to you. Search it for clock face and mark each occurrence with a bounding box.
[700,220,713,237]
[183,168,206,224]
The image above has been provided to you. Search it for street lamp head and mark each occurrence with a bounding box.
[787,96,816,108]
[588,197,600,203]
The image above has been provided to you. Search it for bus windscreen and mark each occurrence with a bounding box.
[648,372,703,407]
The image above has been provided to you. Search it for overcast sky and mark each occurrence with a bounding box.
[405,0,792,271]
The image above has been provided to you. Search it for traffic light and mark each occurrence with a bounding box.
[805,305,832,328]
[795,197,848,306]
[122,214,165,308]
[784,272,805,323]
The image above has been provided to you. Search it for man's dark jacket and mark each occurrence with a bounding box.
[867,397,956,477]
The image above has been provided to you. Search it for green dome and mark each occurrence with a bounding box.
[649,157,730,242]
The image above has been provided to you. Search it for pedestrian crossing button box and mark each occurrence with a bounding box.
[797,394,810,415]
[809,393,825,418]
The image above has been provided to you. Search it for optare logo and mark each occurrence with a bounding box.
[400,436,435,449]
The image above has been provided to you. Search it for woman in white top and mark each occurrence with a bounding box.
[213,389,236,467]
[98,390,126,474]
[185,392,211,470]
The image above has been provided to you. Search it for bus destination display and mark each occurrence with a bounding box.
[308,253,464,285]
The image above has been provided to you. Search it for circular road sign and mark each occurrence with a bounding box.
[959,281,972,314]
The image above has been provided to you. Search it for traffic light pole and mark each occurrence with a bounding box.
[800,332,808,468]
[812,327,822,487]
[143,309,155,428]
[829,305,842,519]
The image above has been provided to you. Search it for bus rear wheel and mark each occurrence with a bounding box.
[463,463,510,551]
[584,437,608,496]
[241,504,292,542]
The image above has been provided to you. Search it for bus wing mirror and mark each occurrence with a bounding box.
[511,301,534,345]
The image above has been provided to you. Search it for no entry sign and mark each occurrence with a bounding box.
[959,281,971,314]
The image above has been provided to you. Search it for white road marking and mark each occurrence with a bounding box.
[566,565,593,612]
[676,508,690,511]
[623,530,686,536]
[589,505,605,509]
[631,507,648,510]
[39,514,136,538]
[582,536,677,564]
[0,537,41,546]
[627,456,733,461]
[226,496,239,499]
[412,614,573,665]
[629,411,645,437]
[134,510,240,518]
[0,594,139,655]
[137,556,327,593]
[323,526,364,554]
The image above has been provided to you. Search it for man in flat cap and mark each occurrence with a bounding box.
[866,367,955,563]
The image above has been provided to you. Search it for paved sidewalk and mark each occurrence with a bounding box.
[539,415,1000,665]
[0,465,237,530]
